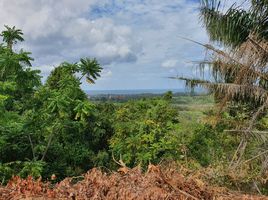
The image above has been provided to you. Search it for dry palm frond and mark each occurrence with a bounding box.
[176,37,268,168]
[242,35,268,67]
[187,38,268,82]
[169,76,210,89]
[174,0,268,169]
[206,83,268,103]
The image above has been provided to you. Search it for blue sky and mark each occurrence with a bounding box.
[0,0,244,90]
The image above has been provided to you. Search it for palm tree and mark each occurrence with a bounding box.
[177,0,268,168]
[46,58,102,90]
[78,58,102,84]
[201,0,268,47]
[0,25,24,50]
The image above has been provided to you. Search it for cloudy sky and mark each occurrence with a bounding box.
[0,0,245,90]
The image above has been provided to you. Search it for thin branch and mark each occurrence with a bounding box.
[243,149,268,164]
[230,100,268,168]
[28,134,36,161]
[247,100,268,131]
[41,132,54,162]
[112,152,127,168]
[254,181,262,195]
[229,136,247,168]
[158,167,199,200]
[224,130,268,134]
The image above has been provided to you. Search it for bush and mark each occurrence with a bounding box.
[110,98,180,167]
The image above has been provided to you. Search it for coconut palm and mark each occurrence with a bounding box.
[0,25,24,50]
[177,0,268,168]
[200,0,268,47]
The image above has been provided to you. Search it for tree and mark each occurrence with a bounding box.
[110,99,179,167]
[178,0,268,168]
[163,91,173,101]
[78,58,102,84]
[74,100,95,121]
[0,25,24,50]
[0,25,109,180]
[20,58,107,178]
[200,0,268,47]
[0,26,40,104]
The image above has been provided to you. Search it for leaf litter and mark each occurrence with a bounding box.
[0,165,267,200]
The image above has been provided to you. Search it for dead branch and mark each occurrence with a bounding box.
[243,149,268,164]
[157,165,199,200]
[112,152,127,168]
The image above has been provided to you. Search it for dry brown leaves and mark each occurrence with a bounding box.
[0,165,267,200]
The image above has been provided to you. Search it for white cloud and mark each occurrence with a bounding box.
[0,0,241,90]
[84,0,210,89]
[162,59,178,68]
[0,0,140,72]
[101,69,113,78]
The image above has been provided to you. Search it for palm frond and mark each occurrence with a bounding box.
[201,0,253,47]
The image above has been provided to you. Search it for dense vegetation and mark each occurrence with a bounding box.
[1,0,268,196]
[0,24,215,183]
[178,0,268,193]
[0,25,208,183]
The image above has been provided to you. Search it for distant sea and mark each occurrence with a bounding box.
[86,89,187,96]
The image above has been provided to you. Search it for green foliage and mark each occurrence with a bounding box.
[19,161,45,178]
[0,160,45,184]
[110,98,180,167]
[1,24,264,194]
[74,100,95,121]
[79,58,102,84]
[200,0,268,47]
[0,163,13,184]
[176,1,268,178]
[163,91,173,101]
[188,125,224,166]
[0,25,113,181]
[0,25,24,50]
[19,58,107,178]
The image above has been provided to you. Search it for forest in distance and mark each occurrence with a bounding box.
[87,89,208,102]
[1,0,268,199]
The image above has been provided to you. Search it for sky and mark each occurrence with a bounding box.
[0,0,246,90]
